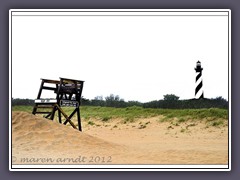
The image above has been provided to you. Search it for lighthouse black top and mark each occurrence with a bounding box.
[195,61,203,72]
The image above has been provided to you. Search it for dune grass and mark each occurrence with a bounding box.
[12,105,228,123]
[12,105,33,113]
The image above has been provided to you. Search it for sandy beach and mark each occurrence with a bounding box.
[11,111,228,165]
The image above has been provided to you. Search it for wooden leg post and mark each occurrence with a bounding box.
[58,109,62,123]
[50,106,57,120]
[76,107,82,131]
[55,104,77,129]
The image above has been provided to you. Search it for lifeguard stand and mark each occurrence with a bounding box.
[32,77,84,131]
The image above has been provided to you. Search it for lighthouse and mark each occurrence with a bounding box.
[194,61,204,99]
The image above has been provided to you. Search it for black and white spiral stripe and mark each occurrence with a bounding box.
[195,72,204,99]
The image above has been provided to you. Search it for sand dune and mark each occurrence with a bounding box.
[11,111,228,165]
[12,111,131,164]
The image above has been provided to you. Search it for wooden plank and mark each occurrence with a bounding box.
[33,105,54,108]
[41,79,60,84]
[55,104,77,129]
[50,106,57,120]
[32,107,37,115]
[58,109,62,123]
[45,113,52,118]
[76,107,82,131]
[37,80,45,99]
[35,112,52,114]
[34,99,57,104]
[42,86,57,91]
[62,108,77,125]
[60,77,84,84]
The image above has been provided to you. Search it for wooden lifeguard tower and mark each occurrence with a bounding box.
[32,77,84,131]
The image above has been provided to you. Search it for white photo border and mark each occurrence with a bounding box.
[9,9,231,171]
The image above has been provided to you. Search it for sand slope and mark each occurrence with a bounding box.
[11,111,228,165]
[12,111,131,164]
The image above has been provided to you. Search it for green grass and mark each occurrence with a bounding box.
[102,116,112,122]
[88,121,95,126]
[12,105,228,124]
[210,120,225,127]
[12,105,33,113]
[178,117,186,123]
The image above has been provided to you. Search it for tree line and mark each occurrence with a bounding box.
[12,94,228,109]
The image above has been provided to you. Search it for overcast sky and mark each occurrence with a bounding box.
[11,10,230,102]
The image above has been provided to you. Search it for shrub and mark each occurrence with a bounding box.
[102,116,111,122]
[88,121,95,126]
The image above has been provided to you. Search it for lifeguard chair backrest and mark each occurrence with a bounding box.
[57,77,84,103]
[36,78,60,99]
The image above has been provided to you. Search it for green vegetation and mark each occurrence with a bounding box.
[102,116,112,122]
[12,94,228,109]
[12,105,33,113]
[12,105,228,122]
[210,120,225,127]
[88,121,95,126]
[178,117,186,123]
[163,94,180,101]
[12,94,228,131]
